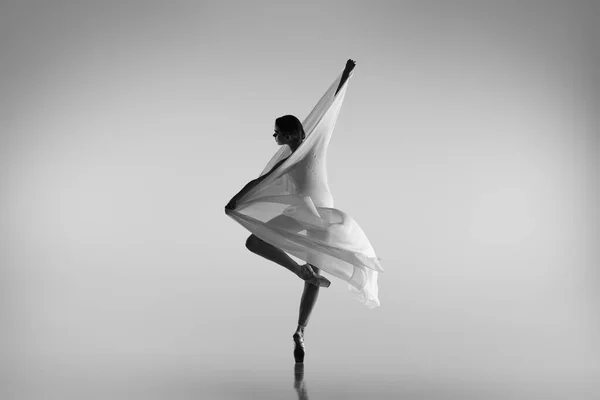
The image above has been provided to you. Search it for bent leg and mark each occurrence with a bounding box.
[246,234,301,275]
[245,215,330,288]
[245,215,305,276]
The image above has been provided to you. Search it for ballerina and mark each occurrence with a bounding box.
[225,59,382,363]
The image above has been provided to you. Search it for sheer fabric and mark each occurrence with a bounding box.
[225,72,382,308]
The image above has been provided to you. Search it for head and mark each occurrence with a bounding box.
[273,115,305,150]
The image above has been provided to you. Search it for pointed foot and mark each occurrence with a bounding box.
[297,264,331,288]
[293,332,305,363]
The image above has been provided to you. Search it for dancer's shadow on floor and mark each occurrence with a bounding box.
[294,363,310,400]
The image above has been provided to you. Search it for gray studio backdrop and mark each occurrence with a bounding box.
[1,1,598,399]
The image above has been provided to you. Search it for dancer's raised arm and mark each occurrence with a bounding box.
[335,59,356,96]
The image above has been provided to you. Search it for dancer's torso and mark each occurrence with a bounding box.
[288,153,334,208]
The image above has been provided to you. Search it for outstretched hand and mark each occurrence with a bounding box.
[225,197,237,211]
[335,59,356,96]
[345,59,356,74]
[225,177,262,212]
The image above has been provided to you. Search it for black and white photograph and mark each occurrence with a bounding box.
[1,1,598,399]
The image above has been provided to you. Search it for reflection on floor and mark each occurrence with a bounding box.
[4,361,599,400]
[294,363,309,400]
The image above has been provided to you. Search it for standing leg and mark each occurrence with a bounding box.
[293,267,321,364]
[297,266,321,329]
[293,227,330,363]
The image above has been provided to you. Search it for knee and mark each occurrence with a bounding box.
[245,234,261,251]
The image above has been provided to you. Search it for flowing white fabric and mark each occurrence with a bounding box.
[225,71,383,308]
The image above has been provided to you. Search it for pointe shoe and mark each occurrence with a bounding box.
[293,332,305,363]
[297,264,331,288]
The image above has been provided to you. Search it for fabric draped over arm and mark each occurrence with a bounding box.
[225,71,383,308]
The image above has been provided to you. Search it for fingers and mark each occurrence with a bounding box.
[225,199,236,210]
